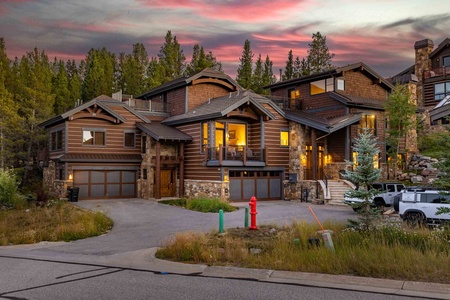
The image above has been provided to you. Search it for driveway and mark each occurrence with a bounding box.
[1,199,356,258]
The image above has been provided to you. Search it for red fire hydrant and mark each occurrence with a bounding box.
[249,196,258,230]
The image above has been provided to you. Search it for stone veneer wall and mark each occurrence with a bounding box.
[414,39,434,108]
[286,122,307,200]
[43,161,72,198]
[184,179,229,200]
[324,162,350,180]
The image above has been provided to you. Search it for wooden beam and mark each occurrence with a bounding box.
[179,143,184,198]
[70,113,118,123]
[155,141,161,199]
[191,78,235,90]
[311,129,317,180]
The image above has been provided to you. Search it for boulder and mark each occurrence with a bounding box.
[411,175,424,183]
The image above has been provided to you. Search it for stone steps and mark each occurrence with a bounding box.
[326,180,353,206]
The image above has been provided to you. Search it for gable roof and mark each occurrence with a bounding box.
[137,68,241,100]
[429,38,450,59]
[285,110,362,133]
[162,90,277,126]
[264,62,393,91]
[137,122,192,141]
[39,95,150,129]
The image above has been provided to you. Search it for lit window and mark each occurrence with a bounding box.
[352,152,379,169]
[289,88,300,99]
[51,130,63,151]
[280,129,289,147]
[201,122,208,153]
[82,129,105,146]
[310,78,334,95]
[124,131,135,147]
[358,114,377,135]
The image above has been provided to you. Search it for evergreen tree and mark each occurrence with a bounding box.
[343,130,382,230]
[66,60,82,106]
[158,31,186,82]
[117,43,149,96]
[293,56,302,78]
[52,59,71,114]
[433,151,450,215]
[147,57,165,89]
[282,50,294,81]
[385,84,416,177]
[236,39,253,89]
[299,57,310,76]
[307,32,334,74]
[205,50,222,72]
[251,54,264,94]
[262,55,276,89]
[186,44,222,75]
[81,48,117,100]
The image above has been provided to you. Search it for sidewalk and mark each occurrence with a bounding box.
[2,244,449,299]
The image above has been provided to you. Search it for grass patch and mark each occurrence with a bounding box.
[0,200,113,245]
[159,197,237,213]
[156,221,450,283]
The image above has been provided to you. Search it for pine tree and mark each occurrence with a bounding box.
[343,130,382,230]
[186,45,222,75]
[299,57,310,76]
[293,56,302,78]
[385,84,416,177]
[282,50,294,80]
[158,31,186,82]
[262,55,276,89]
[147,57,165,89]
[52,59,71,114]
[236,39,253,89]
[251,54,264,94]
[66,60,82,106]
[307,32,334,74]
[205,50,222,72]
[117,43,149,96]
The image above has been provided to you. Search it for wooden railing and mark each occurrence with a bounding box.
[204,145,266,164]
[424,66,450,79]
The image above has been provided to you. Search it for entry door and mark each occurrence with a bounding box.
[160,169,175,197]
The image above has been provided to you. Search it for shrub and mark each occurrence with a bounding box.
[418,130,450,158]
[186,197,237,213]
[0,168,24,209]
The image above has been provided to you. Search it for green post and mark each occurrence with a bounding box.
[219,209,224,233]
[244,207,249,228]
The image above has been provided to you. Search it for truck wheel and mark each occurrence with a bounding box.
[405,212,425,227]
[373,198,385,208]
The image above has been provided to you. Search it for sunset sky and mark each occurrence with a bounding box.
[1,0,449,79]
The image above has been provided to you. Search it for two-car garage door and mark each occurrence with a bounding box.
[229,170,283,201]
[74,170,137,200]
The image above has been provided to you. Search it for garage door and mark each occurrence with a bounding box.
[74,170,137,199]
[229,170,283,201]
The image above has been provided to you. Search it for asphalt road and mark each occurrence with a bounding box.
[0,257,428,300]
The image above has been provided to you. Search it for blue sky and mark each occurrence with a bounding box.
[1,0,449,79]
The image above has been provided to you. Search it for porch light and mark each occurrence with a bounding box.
[224,175,229,182]
[68,174,73,181]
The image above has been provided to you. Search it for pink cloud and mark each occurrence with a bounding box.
[0,0,32,16]
[138,0,308,22]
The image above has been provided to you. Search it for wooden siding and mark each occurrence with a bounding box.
[176,122,220,181]
[431,46,450,70]
[66,106,142,155]
[261,104,290,180]
[187,83,231,112]
[423,77,449,107]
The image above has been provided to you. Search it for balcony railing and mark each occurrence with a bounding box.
[265,96,302,110]
[424,66,450,79]
[126,98,168,113]
[204,145,266,165]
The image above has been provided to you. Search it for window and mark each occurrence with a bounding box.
[443,56,450,67]
[82,129,105,146]
[358,114,376,135]
[51,130,63,151]
[337,78,345,91]
[124,131,135,147]
[141,135,147,153]
[310,78,334,95]
[352,152,379,169]
[288,88,301,100]
[280,129,289,147]
[434,82,450,100]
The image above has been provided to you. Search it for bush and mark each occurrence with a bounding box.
[0,168,24,209]
[418,130,450,158]
[186,197,237,213]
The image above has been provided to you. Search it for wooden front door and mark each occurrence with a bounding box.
[160,169,175,197]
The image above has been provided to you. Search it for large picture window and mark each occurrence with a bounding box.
[82,129,105,146]
[358,114,377,135]
[280,129,289,147]
[310,78,334,95]
[51,130,63,151]
[434,82,450,100]
[124,131,135,147]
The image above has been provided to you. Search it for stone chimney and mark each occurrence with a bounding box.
[414,39,434,107]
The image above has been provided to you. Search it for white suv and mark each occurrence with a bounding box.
[394,188,450,226]
[344,182,405,211]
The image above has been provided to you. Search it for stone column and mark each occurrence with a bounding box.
[414,39,434,108]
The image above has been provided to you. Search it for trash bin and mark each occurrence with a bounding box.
[67,187,80,202]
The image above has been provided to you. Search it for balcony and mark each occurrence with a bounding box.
[204,145,266,167]
[125,98,168,113]
[266,96,302,110]
[424,66,450,79]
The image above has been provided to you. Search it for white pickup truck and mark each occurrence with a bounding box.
[343,182,405,211]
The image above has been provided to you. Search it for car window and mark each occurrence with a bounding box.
[396,184,404,192]
[387,185,395,192]
[372,184,382,190]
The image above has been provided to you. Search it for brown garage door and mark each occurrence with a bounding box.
[74,170,137,199]
[229,170,283,201]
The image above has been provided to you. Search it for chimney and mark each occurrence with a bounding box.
[414,39,434,107]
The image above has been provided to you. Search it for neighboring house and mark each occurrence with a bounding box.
[391,38,450,125]
[265,62,403,181]
[40,95,150,200]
